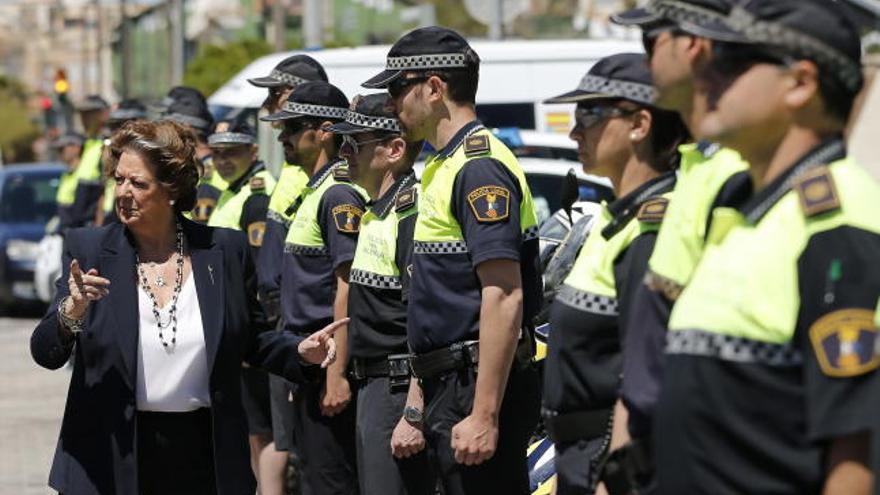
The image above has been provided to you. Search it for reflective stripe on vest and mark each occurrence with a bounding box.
[268,163,310,225]
[669,158,878,353]
[413,128,538,252]
[647,144,747,287]
[208,169,276,230]
[350,180,418,290]
[285,163,367,250]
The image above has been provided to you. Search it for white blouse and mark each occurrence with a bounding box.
[136,274,212,412]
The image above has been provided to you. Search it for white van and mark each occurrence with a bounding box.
[208,39,641,170]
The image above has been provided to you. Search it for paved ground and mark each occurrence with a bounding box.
[0,316,67,495]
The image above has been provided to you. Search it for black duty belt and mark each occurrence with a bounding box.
[410,335,535,381]
[542,407,613,445]
[348,354,412,388]
[598,437,654,495]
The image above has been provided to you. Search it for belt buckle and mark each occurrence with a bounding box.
[387,353,412,388]
[349,359,365,381]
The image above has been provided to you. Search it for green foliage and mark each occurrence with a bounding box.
[0,76,39,163]
[183,38,273,96]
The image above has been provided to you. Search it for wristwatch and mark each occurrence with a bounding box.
[58,296,84,334]
[403,405,423,424]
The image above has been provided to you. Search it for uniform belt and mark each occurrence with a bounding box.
[542,407,612,445]
[348,354,412,387]
[410,336,534,380]
[598,437,654,495]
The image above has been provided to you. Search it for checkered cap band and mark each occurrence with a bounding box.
[577,75,656,104]
[522,225,539,242]
[666,329,803,366]
[284,243,330,257]
[346,111,401,133]
[386,53,468,71]
[414,240,469,255]
[649,0,729,30]
[109,109,147,121]
[555,285,619,316]
[350,269,402,290]
[283,101,348,119]
[270,69,309,87]
[726,6,863,93]
[208,132,256,146]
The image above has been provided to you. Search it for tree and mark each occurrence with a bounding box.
[0,76,40,163]
[183,38,273,96]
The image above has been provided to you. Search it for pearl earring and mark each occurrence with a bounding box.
[169,199,176,206]
[630,132,639,141]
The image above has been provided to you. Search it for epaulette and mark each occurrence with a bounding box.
[249,175,266,192]
[464,134,490,156]
[637,197,669,224]
[794,165,840,218]
[333,167,351,182]
[395,187,417,212]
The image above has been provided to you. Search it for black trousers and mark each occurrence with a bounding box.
[292,378,359,495]
[421,364,541,495]
[137,408,217,495]
[554,436,606,495]
[355,376,435,495]
[240,366,273,435]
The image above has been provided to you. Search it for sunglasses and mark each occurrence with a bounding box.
[642,26,684,59]
[706,43,795,79]
[282,119,318,135]
[388,75,434,99]
[340,134,396,155]
[574,105,637,130]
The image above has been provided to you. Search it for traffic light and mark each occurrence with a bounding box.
[53,68,73,131]
[54,69,69,98]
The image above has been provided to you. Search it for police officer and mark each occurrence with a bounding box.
[59,95,109,231]
[329,93,433,494]
[261,81,366,495]
[248,54,328,325]
[650,2,880,493]
[593,3,751,490]
[51,132,86,232]
[540,54,688,495]
[98,98,148,225]
[162,89,223,223]
[363,27,541,494]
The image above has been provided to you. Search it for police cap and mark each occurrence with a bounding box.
[154,86,206,113]
[108,99,148,125]
[612,0,745,42]
[51,132,86,149]
[260,81,349,122]
[711,0,864,93]
[76,94,110,112]
[361,26,477,89]
[248,54,328,88]
[163,95,214,136]
[208,116,258,147]
[545,53,656,106]
[329,94,401,135]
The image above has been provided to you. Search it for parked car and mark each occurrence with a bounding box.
[0,163,64,310]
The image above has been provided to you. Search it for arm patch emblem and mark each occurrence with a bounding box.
[247,221,266,247]
[809,309,880,377]
[467,186,510,223]
[795,166,840,217]
[332,204,363,233]
[637,197,669,224]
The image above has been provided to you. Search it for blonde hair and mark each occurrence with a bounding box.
[104,119,202,212]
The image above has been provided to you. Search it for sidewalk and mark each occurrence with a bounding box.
[0,317,68,495]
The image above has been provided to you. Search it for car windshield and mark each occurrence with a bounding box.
[0,171,59,224]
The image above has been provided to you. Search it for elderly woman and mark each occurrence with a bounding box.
[30,119,344,495]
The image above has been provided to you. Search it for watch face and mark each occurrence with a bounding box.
[404,406,422,423]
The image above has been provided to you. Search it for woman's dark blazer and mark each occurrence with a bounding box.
[31,217,307,495]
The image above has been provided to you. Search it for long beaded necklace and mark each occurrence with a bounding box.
[136,221,185,348]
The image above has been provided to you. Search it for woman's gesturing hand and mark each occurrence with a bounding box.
[297,318,349,368]
[65,259,111,319]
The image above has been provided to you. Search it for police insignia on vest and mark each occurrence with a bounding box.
[637,198,669,224]
[467,185,510,223]
[809,308,880,377]
[795,166,840,217]
[250,176,266,192]
[464,134,490,156]
[247,221,266,247]
[332,204,364,233]
[193,198,217,222]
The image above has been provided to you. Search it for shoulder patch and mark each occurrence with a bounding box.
[809,309,880,377]
[193,198,217,223]
[794,166,840,218]
[395,187,417,212]
[331,204,363,233]
[247,221,266,247]
[464,134,490,156]
[249,176,266,192]
[637,197,669,224]
[467,185,510,223]
[333,167,351,182]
